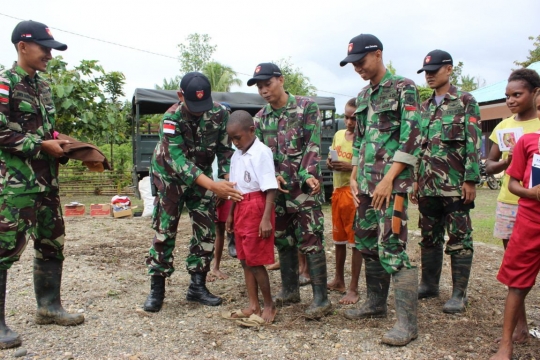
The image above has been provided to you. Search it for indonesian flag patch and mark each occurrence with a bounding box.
[405,105,416,111]
[469,117,477,123]
[0,83,9,104]
[163,120,175,134]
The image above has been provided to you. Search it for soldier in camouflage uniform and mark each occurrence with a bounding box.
[0,20,84,349]
[411,50,481,314]
[340,34,421,346]
[247,63,331,318]
[143,72,243,312]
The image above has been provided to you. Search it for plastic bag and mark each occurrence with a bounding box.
[139,177,155,217]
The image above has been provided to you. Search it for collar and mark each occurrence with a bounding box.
[370,69,393,91]
[262,92,296,116]
[12,62,39,82]
[428,84,458,104]
[242,137,260,156]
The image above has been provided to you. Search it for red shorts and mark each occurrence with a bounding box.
[215,200,233,223]
[497,214,540,289]
[233,191,275,267]
[331,186,356,246]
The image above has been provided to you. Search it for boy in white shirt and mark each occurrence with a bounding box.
[224,110,278,324]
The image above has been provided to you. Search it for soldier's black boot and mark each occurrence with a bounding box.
[228,233,237,259]
[344,258,390,319]
[33,258,85,326]
[305,252,332,318]
[418,245,443,299]
[0,270,21,349]
[273,248,301,306]
[382,267,419,346]
[143,275,166,312]
[186,272,222,306]
[443,252,473,313]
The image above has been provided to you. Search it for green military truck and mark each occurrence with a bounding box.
[131,88,339,199]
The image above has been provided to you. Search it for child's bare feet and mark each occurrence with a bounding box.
[339,290,359,305]
[261,306,277,323]
[494,327,529,344]
[266,261,280,270]
[489,344,512,360]
[211,268,229,280]
[327,278,346,293]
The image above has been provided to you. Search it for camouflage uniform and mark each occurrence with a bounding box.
[0,63,65,270]
[417,85,481,255]
[146,102,233,276]
[352,70,421,274]
[254,93,325,253]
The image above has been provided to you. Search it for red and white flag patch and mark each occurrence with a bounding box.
[163,120,175,134]
[0,83,9,104]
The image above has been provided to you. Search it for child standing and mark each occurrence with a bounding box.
[491,90,540,360]
[223,110,278,324]
[486,69,540,249]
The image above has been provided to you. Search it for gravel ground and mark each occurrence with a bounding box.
[1,211,539,360]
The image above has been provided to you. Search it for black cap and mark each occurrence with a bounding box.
[180,72,213,113]
[11,20,67,51]
[247,63,282,86]
[417,50,453,73]
[339,34,382,67]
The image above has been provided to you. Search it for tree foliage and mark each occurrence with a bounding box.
[155,75,181,90]
[386,61,396,75]
[417,85,433,102]
[274,58,317,96]
[202,61,241,92]
[177,33,217,74]
[514,35,540,69]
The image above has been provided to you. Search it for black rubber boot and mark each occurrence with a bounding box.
[228,233,237,258]
[304,252,332,318]
[418,245,443,299]
[143,276,166,312]
[186,272,222,306]
[0,270,21,349]
[443,252,473,314]
[273,248,301,306]
[382,267,419,346]
[33,258,85,326]
[344,258,390,319]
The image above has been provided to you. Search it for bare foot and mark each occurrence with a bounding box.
[327,279,346,293]
[494,329,529,344]
[489,346,512,360]
[267,261,280,271]
[339,290,359,305]
[261,306,277,323]
[211,268,229,280]
[207,273,216,282]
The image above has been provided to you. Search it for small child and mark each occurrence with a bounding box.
[222,110,278,325]
[491,90,540,360]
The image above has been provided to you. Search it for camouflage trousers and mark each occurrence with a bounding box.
[0,191,65,270]
[146,183,216,277]
[354,194,411,274]
[418,196,474,255]
[275,207,325,254]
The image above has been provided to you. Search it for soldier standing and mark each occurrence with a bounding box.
[340,34,421,346]
[411,50,481,313]
[143,72,243,312]
[247,63,331,317]
[0,20,84,349]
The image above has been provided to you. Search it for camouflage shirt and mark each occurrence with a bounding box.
[417,85,481,197]
[352,70,421,195]
[151,102,233,190]
[254,93,324,213]
[0,63,58,195]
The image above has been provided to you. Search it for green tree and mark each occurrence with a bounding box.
[450,61,464,86]
[460,74,478,92]
[417,85,432,102]
[202,61,241,92]
[177,33,216,74]
[155,75,181,90]
[386,61,396,75]
[514,35,540,68]
[274,58,317,96]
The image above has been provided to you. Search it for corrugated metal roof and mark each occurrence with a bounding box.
[470,61,540,104]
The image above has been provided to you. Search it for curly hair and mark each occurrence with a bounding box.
[346,97,356,108]
[508,68,540,91]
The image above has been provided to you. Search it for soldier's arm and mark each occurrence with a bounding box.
[413,101,431,180]
[216,109,234,179]
[0,77,43,157]
[463,95,482,183]
[393,81,422,169]
[297,101,322,186]
[254,114,280,179]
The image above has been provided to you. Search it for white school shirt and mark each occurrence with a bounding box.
[229,138,278,194]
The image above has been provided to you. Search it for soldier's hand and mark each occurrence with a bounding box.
[259,219,273,238]
[41,140,70,158]
[306,177,321,195]
[461,181,476,204]
[350,179,360,207]
[276,176,289,193]
[409,182,419,205]
[211,181,243,202]
[372,178,393,210]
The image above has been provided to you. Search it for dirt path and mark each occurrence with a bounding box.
[2,212,539,359]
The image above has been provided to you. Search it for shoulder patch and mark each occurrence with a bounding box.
[0,83,9,104]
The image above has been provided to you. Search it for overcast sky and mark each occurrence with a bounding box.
[1,0,539,113]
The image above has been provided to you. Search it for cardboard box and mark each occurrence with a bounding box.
[111,205,137,218]
[64,203,85,217]
[90,204,111,217]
